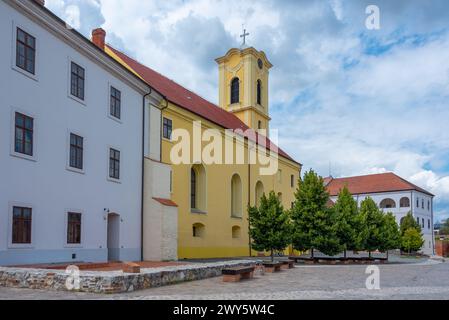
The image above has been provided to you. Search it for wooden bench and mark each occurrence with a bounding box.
[280,260,295,269]
[122,262,141,273]
[222,266,255,282]
[262,261,283,273]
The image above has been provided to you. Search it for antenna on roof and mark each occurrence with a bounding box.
[329,161,333,178]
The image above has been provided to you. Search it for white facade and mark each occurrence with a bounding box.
[0,0,163,265]
[330,190,435,255]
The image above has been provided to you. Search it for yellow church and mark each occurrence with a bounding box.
[97,30,302,260]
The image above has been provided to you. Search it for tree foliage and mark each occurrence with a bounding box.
[248,191,292,261]
[333,186,365,254]
[291,169,342,257]
[359,197,385,255]
[379,212,401,252]
[400,212,422,235]
[401,228,425,254]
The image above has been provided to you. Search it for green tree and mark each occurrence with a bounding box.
[333,186,364,258]
[401,228,425,254]
[291,169,342,257]
[400,212,421,235]
[359,197,384,258]
[378,212,401,259]
[248,191,292,262]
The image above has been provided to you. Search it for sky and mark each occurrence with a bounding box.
[45,0,449,222]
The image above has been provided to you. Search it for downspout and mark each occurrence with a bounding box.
[141,88,152,261]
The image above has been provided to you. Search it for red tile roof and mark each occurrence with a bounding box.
[152,197,178,207]
[325,172,434,197]
[107,45,298,164]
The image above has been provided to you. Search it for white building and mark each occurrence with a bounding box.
[325,172,435,255]
[0,0,167,265]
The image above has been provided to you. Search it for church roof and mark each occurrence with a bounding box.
[325,172,434,197]
[107,45,298,164]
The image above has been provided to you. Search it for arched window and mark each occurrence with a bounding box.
[192,223,205,237]
[191,164,206,212]
[257,79,262,105]
[400,197,410,208]
[231,174,242,217]
[230,78,239,104]
[232,226,241,239]
[255,181,264,207]
[379,198,396,209]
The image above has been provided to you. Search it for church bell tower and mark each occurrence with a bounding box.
[215,46,273,133]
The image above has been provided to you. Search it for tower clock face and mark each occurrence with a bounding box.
[258,58,263,69]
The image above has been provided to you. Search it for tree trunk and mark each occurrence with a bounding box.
[311,248,314,259]
[344,250,347,259]
[271,248,274,262]
[369,251,372,259]
[386,250,389,260]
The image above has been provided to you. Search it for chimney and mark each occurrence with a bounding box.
[92,28,106,50]
[34,0,45,5]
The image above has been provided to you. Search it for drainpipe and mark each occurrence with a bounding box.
[141,89,152,261]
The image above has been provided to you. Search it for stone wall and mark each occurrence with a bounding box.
[0,260,259,294]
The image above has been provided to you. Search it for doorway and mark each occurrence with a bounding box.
[107,213,120,261]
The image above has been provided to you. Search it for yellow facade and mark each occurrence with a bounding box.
[216,48,272,132]
[107,44,302,259]
[161,103,300,258]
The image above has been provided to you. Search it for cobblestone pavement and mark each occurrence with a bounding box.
[0,258,448,300]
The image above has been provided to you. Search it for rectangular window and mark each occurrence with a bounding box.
[291,174,295,188]
[70,62,85,100]
[416,198,419,208]
[422,199,424,209]
[69,133,83,170]
[428,200,430,210]
[422,218,424,228]
[110,86,121,119]
[163,117,172,140]
[416,217,419,225]
[109,148,120,180]
[16,28,35,74]
[12,206,32,244]
[428,219,431,229]
[14,112,33,156]
[67,212,81,244]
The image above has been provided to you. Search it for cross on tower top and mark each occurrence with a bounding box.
[240,28,249,46]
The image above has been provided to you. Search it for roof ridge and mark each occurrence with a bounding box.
[331,172,394,180]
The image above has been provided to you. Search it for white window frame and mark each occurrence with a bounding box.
[66,129,85,175]
[64,209,84,248]
[107,145,122,184]
[11,20,39,81]
[107,82,123,123]
[10,106,38,162]
[8,201,35,249]
[67,57,87,106]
